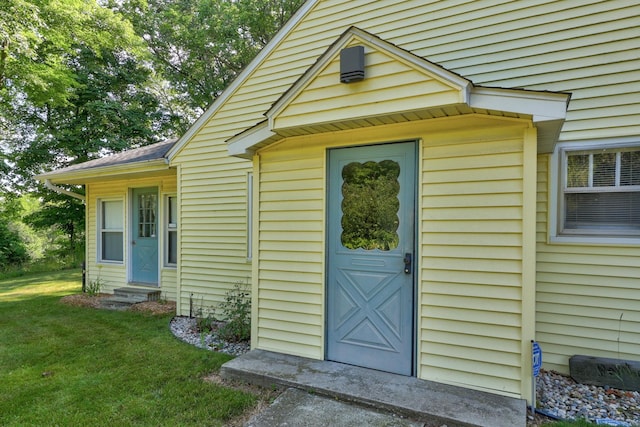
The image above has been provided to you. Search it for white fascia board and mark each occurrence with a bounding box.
[165,0,319,161]
[227,121,276,158]
[470,87,570,122]
[36,159,170,184]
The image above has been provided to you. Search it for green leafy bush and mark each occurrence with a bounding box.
[216,281,251,343]
[0,219,29,269]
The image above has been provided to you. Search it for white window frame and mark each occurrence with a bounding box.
[98,198,124,263]
[550,138,640,245]
[165,194,178,267]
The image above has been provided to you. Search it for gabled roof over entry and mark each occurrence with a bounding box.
[228,27,570,158]
[36,138,177,185]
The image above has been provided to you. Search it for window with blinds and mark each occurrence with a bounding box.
[562,147,640,235]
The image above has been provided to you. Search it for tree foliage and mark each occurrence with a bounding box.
[0,0,305,269]
[114,0,305,116]
[1,0,180,192]
[0,195,31,269]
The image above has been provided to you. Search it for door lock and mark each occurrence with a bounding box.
[403,253,412,274]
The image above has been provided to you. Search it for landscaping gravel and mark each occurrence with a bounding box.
[536,369,640,426]
[170,316,250,356]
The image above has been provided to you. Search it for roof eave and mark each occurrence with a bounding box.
[228,86,570,157]
[469,87,571,153]
[36,159,171,185]
[227,121,279,159]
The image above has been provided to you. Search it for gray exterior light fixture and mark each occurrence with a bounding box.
[340,46,365,83]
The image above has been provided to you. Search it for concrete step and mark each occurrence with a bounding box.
[98,298,134,311]
[113,287,161,303]
[220,349,526,427]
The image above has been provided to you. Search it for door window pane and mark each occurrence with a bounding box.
[341,160,400,251]
[138,193,157,238]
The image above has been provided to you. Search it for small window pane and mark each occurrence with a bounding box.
[102,231,123,261]
[567,154,589,188]
[103,201,123,229]
[565,192,640,231]
[621,150,640,186]
[168,196,177,226]
[341,160,400,251]
[592,152,616,187]
[168,231,177,265]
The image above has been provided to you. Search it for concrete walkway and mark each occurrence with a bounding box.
[221,349,526,427]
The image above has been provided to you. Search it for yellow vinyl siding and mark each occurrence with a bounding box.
[420,125,530,397]
[173,138,252,316]
[254,142,325,358]
[536,154,640,373]
[198,0,639,153]
[85,174,177,299]
[253,117,533,396]
[274,40,462,130]
[169,0,637,399]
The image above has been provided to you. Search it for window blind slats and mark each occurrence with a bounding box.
[563,147,640,235]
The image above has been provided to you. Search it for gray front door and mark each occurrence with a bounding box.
[131,187,158,285]
[327,142,416,375]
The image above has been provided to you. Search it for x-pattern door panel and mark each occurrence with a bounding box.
[327,142,416,376]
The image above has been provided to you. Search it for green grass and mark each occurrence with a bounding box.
[0,269,258,426]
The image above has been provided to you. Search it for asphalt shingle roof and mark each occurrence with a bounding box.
[41,138,177,176]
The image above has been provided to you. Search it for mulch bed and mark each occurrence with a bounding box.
[60,293,176,315]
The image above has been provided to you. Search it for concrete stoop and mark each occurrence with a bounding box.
[100,287,161,309]
[220,349,526,427]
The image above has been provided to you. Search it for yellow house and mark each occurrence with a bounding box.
[38,139,179,301]
[40,0,640,405]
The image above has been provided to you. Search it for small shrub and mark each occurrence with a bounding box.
[85,276,104,296]
[196,312,216,332]
[216,281,251,342]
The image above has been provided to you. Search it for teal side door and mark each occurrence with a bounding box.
[327,142,416,376]
[131,187,159,285]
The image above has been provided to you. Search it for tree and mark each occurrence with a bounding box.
[0,195,30,269]
[1,1,179,191]
[0,0,306,269]
[114,0,305,118]
[0,0,177,267]
[24,191,85,265]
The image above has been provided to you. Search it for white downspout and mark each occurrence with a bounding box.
[44,179,86,202]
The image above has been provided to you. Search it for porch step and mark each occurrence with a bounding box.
[113,287,161,303]
[98,298,134,311]
[221,349,526,427]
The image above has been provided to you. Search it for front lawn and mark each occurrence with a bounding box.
[0,270,258,426]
